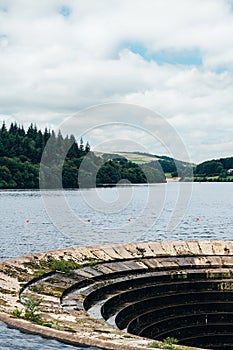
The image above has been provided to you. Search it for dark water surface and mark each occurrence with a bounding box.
[0,183,233,349]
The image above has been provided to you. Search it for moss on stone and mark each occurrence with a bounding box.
[0,298,8,306]
[30,283,64,297]
[0,287,17,295]
[2,264,30,279]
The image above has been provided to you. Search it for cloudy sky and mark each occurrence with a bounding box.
[1,0,233,163]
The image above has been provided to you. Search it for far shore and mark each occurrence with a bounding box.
[166,177,181,182]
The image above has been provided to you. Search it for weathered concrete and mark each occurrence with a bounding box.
[1,241,233,350]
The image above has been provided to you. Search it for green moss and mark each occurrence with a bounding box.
[43,257,99,272]
[87,260,97,267]
[2,268,18,278]
[22,256,99,278]
[23,260,50,272]
[150,341,164,349]
[3,265,29,280]
[149,337,179,349]
[30,283,64,297]
[48,258,83,272]
[43,276,73,289]
[23,257,81,274]
[37,321,53,328]
[33,269,47,278]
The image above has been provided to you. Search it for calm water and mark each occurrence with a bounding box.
[1,183,233,349]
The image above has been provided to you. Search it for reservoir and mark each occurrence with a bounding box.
[1,182,233,349]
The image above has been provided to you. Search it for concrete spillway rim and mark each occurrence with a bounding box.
[1,240,233,350]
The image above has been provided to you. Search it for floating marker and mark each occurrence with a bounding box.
[87,218,90,223]
[196,217,200,221]
[128,218,131,222]
[26,219,29,223]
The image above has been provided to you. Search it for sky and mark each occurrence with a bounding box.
[1,0,233,163]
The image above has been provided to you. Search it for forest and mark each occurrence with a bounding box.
[0,122,166,189]
[193,157,233,181]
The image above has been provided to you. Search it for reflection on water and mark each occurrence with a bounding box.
[1,183,233,348]
[0,321,98,350]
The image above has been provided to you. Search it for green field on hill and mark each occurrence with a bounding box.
[94,151,160,164]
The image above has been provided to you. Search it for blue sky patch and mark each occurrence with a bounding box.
[123,42,203,66]
[215,66,228,74]
[151,49,202,66]
[124,42,147,58]
[59,6,71,17]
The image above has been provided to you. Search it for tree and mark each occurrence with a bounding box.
[0,165,16,188]
[85,142,90,153]
[80,137,84,153]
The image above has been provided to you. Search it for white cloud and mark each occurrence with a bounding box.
[0,0,233,162]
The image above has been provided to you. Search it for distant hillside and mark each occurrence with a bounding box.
[194,156,233,182]
[95,152,233,182]
[94,151,191,165]
[94,151,194,181]
[94,151,160,164]
[0,123,167,188]
[3,121,232,187]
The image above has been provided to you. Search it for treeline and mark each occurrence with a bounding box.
[0,122,90,188]
[99,159,165,185]
[102,152,193,180]
[125,152,193,179]
[194,157,233,181]
[0,122,166,189]
[158,158,193,179]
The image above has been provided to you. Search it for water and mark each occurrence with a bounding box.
[1,183,233,348]
[0,321,97,350]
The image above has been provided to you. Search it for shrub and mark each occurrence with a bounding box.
[22,296,43,323]
[12,307,22,318]
[150,337,179,349]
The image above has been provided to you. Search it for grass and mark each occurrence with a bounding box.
[194,175,233,182]
[24,256,98,275]
[206,176,219,180]
[12,307,22,317]
[47,257,97,272]
[94,151,159,164]
[165,173,172,178]
[150,337,179,349]
[87,259,97,267]
[33,269,47,278]
[47,257,83,273]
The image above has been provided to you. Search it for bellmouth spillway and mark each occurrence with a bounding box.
[1,241,233,350]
